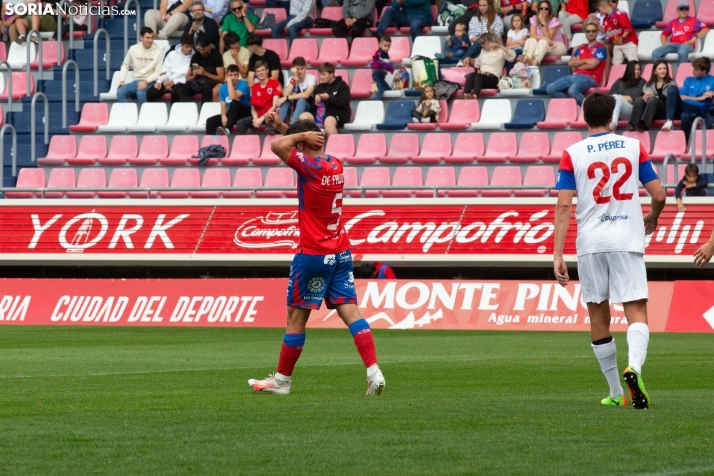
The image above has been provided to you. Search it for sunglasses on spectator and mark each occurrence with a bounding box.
[678,6,689,10]
[232,6,242,11]
[585,29,598,33]
[539,6,549,10]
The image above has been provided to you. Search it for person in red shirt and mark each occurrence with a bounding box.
[231,60,282,135]
[547,23,607,105]
[597,0,637,65]
[361,262,396,279]
[652,0,709,64]
[248,119,386,397]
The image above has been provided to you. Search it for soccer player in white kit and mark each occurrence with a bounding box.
[553,93,666,409]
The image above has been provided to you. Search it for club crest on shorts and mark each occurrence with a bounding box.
[324,254,336,265]
[308,276,326,293]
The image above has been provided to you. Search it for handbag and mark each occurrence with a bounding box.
[437,0,466,26]
[498,76,513,91]
[256,13,275,30]
[411,58,439,90]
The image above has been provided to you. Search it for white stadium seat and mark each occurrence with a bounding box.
[403,36,442,65]
[344,101,385,131]
[471,99,512,130]
[158,102,199,132]
[5,42,36,69]
[97,102,138,132]
[637,31,663,62]
[690,31,714,60]
[127,102,168,132]
[100,71,134,101]
[188,102,221,132]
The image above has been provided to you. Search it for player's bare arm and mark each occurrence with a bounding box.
[264,111,288,135]
[694,229,714,268]
[270,132,325,163]
[553,189,574,287]
[642,179,666,236]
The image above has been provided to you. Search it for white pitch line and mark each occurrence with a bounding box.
[636,465,714,476]
[0,355,592,380]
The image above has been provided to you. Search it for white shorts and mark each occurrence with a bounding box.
[577,251,648,304]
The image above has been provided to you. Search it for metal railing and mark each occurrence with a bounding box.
[124,0,141,58]
[0,61,13,112]
[62,60,80,129]
[662,153,680,188]
[93,28,111,97]
[690,116,708,172]
[0,124,17,187]
[26,29,43,96]
[30,92,49,163]
[56,0,73,56]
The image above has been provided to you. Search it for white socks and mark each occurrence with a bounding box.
[275,372,291,383]
[627,322,650,374]
[592,338,624,398]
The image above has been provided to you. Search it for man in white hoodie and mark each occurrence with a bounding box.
[146,33,195,103]
[117,27,165,106]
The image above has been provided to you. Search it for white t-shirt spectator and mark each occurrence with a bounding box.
[293,74,317,95]
[507,28,529,43]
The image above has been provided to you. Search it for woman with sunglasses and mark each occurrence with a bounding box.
[651,0,709,64]
[628,60,681,132]
[608,61,645,132]
[521,1,566,66]
[558,0,589,40]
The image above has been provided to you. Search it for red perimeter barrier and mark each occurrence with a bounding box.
[0,278,691,332]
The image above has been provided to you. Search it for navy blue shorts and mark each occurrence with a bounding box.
[286,250,358,310]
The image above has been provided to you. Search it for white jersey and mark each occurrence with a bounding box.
[555,132,659,257]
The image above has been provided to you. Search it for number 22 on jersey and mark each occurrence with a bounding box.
[587,158,634,204]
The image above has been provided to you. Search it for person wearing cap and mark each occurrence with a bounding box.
[652,0,709,64]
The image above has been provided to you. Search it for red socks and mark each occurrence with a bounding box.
[277,333,305,377]
[352,328,378,368]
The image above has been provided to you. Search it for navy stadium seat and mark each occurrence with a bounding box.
[533,65,571,95]
[504,99,545,130]
[376,100,416,130]
[9,111,79,135]
[630,0,662,29]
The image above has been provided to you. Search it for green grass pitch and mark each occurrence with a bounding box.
[1,327,713,475]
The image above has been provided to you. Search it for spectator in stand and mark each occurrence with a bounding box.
[435,21,471,60]
[277,57,317,124]
[246,35,284,85]
[678,57,714,145]
[146,33,195,103]
[675,164,709,212]
[371,34,394,101]
[14,0,58,44]
[222,32,250,80]
[201,0,229,23]
[299,62,351,137]
[271,0,315,46]
[547,22,607,105]
[332,0,375,43]
[220,0,258,51]
[375,0,433,42]
[361,262,396,279]
[116,27,165,106]
[558,0,589,40]
[207,64,252,135]
[628,60,682,132]
[145,0,192,40]
[652,0,709,65]
[60,0,89,40]
[448,3,479,37]
[462,0,504,64]
[501,0,530,33]
[265,0,289,12]
[173,35,225,103]
[184,2,220,49]
[234,60,283,135]
[608,61,645,132]
[411,85,441,123]
[521,1,566,67]
[597,0,637,65]
[461,32,516,99]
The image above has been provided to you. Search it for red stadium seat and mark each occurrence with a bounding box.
[360,166,391,198]
[262,39,288,61]
[282,39,318,67]
[412,133,452,164]
[650,130,686,161]
[224,168,263,198]
[479,132,517,163]
[309,7,344,35]
[407,100,448,131]
[516,166,556,197]
[438,100,480,130]
[98,168,138,199]
[224,135,261,165]
[349,133,387,164]
[675,63,693,87]
[161,169,200,198]
[656,0,695,28]
[425,166,456,197]
[30,40,64,69]
[334,69,350,87]
[256,9,287,36]
[67,168,106,199]
[622,130,652,153]
[383,167,429,198]
[665,164,688,194]
[449,166,488,197]
[570,107,587,129]
[387,36,411,63]
[446,133,485,164]
[130,169,169,199]
[190,135,230,165]
[37,135,77,165]
[351,68,374,99]
[536,98,578,129]
[69,135,108,165]
[481,166,521,197]
[193,169,232,199]
[694,130,714,160]
[0,72,34,100]
[310,38,349,66]
[161,135,200,165]
[254,135,282,165]
[45,168,75,198]
[699,1,714,26]
[6,168,45,198]
[511,132,550,163]
[342,37,379,66]
[257,168,295,198]
[380,133,420,164]
[99,135,138,165]
[343,166,360,198]
[325,134,355,161]
[130,135,169,165]
[543,131,582,163]
[70,103,109,133]
[595,64,626,93]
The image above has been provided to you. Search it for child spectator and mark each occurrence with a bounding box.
[411,85,441,123]
[206,64,252,136]
[505,13,528,71]
[597,0,637,65]
[675,164,709,212]
[371,34,394,101]
[679,57,714,144]
[435,22,471,60]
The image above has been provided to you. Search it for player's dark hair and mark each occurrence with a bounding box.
[621,60,642,88]
[254,60,269,72]
[646,60,672,87]
[360,263,376,278]
[196,35,212,48]
[583,92,616,128]
[318,62,335,74]
[685,163,699,176]
[226,64,239,74]
[180,33,194,46]
[291,56,307,67]
[223,31,240,48]
[692,57,711,74]
[286,119,322,136]
[140,27,154,37]
[246,35,262,47]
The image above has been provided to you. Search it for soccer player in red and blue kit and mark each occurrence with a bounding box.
[248,120,386,396]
